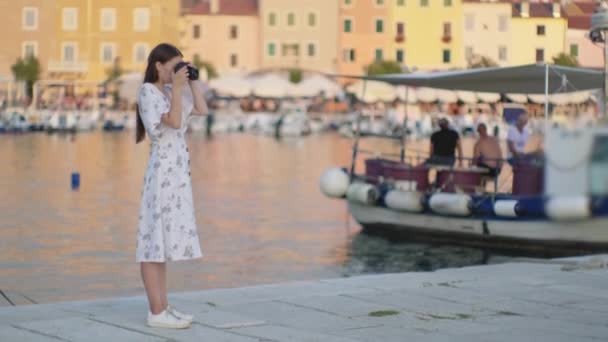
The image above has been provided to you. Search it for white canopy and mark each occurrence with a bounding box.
[118,72,144,102]
[346,80,396,103]
[251,74,294,98]
[209,75,252,97]
[338,64,603,94]
[290,75,342,98]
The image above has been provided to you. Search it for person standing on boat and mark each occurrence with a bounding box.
[426,117,463,166]
[135,43,208,329]
[473,123,503,177]
[506,114,530,165]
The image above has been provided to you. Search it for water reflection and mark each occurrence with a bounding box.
[0,131,510,304]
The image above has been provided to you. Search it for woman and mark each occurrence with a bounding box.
[135,43,208,329]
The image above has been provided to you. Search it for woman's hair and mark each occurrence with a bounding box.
[136,43,183,144]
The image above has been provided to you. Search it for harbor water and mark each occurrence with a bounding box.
[0,131,512,304]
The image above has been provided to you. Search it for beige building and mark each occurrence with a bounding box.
[180,0,260,76]
[260,0,339,73]
[462,0,513,66]
[0,0,55,81]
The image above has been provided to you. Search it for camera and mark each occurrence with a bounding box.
[174,61,199,81]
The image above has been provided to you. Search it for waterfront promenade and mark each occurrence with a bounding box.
[1,255,607,341]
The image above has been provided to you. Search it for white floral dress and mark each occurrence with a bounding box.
[136,83,203,262]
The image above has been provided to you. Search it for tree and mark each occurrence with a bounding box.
[105,57,123,82]
[468,55,498,68]
[365,60,402,76]
[192,54,218,79]
[552,52,579,67]
[11,55,41,103]
[289,68,303,84]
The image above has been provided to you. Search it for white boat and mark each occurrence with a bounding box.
[74,111,98,131]
[5,111,31,132]
[321,64,608,254]
[46,111,77,132]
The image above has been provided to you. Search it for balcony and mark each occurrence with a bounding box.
[47,61,89,73]
[441,35,452,43]
[395,34,405,43]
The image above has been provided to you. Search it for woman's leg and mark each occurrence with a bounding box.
[158,262,168,309]
[140,262,166,314]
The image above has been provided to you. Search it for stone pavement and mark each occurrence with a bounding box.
[1,255,607,341]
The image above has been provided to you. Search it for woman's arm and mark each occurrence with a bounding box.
[189,80,209,116]
[160,86,183,129]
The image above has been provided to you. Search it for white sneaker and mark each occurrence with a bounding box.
[147,309,191,329]
[167,305,194,322]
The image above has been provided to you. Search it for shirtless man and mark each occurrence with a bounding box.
[473,123,503,177]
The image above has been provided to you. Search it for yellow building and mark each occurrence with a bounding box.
[462,0,513,66]
[510,2,567,65]
[180,0,260,76]
[260,0,339,73]
[0,1,55,81]
[390,0,465,71]
[46,0,180,82]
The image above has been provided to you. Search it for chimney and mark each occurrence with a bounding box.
[552,2,561,18]
[210,0,220,14]
[521,1,529,18]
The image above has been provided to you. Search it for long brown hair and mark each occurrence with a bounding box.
[136,43,183,144]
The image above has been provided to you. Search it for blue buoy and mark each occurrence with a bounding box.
[71,172,80,190]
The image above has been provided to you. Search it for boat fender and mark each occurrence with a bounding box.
[385,190,424,212]
[346,182,379,205]
[545,196,591,221]
[320,167,350,198]
[429,193,472,216]
[493,200,520,218]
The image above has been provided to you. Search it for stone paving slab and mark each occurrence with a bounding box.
[0,255,606,341]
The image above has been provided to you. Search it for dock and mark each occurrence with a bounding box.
[1,255,607,341]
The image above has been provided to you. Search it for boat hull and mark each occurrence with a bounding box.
[348,201,608,254]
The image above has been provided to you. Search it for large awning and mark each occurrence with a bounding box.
[336,64,603,94]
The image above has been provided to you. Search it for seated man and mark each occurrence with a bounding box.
[473,123,503,177]
[507,114,530,165]
[426,118,463,166]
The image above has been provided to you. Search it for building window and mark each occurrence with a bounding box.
[465,14,474,31]
[343,48,356,62]
[344,0,353,5]
[100,8,116,31]
[376,0,385,5]
[134,8,150,32]
[420,0,429,7]
[375,19,384,33]
[134,43,149,64]
[465,46,473,61]
[267,43,276,57]
[230,54,238,67]
[375,48,383,61]
[63,8,78,31]
[443,22,451,37]
[443,49,451,63]
[499,46,507,61]
[344,18,353,33]
[397,0,406,6]
[282,43,299,57]
[287,12,295,26]
[537,25,545,36]
[444,0,452,7]
[268,12,277,26]
[536,48,544,62]
[307,42,317,57]
[396,49,404,63]
[397,22,405,36]
[62,42,77,63]
[193,25,201,39]
[22,7,38,30]
[100,43,116,64]
[308,12,317,27]
[22,41,38,58]
[498,15,508,32]
[570,44,579,58]
[230,25,238,39]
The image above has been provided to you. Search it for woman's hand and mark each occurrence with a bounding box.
[173,65,189,88]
